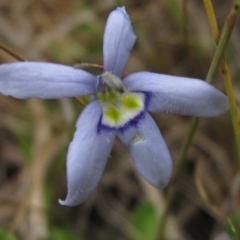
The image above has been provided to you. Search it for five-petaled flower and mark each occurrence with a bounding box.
[0,7,229,206]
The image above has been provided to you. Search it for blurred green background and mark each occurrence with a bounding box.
[0,0,239,239]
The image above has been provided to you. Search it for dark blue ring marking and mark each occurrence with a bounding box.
[97,91,152,134]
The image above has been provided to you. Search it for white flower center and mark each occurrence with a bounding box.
[97,72,145,128]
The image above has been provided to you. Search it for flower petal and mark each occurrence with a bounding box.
[0,62,97,99]
[118,112,172,189]
[59,100,115,206]
[103,7,136,77]
[123,72,229,117]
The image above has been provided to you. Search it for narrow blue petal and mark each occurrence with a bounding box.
[118,112,172,189]
[59,100,115,206]
[123,72,229,117]
[103,7,136,77]
[0,62,97,99]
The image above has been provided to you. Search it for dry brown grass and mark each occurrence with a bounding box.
[0,1,239,240]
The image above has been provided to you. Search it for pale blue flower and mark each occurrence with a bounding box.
[0,7,229,206]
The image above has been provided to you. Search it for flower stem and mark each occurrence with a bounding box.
[157,1,240,239]
[175,0,240,190]
[203,0,240,168]
[174,117,200,176]
[205,1,240,84]
[176,0,240,187]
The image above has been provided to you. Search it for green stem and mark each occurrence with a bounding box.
[177,0,240,182]
[203,0,240,169]
[206,2,240,84]
[174,117,200,175]
[157,1,240,239]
